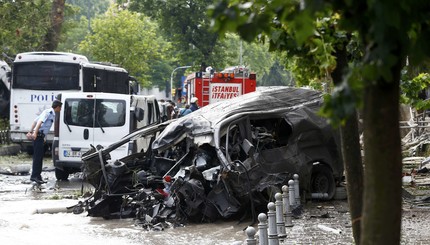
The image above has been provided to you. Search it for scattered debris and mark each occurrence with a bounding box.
[317,224,342,234]
[0,164,31,175]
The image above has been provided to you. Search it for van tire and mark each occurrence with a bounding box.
[311,164,335,200]
[55,168,69,181]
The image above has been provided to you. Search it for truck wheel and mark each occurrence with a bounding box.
[55,168,69,181]
[311,164,335,200]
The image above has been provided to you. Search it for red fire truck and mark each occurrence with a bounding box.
[184,66,256,107]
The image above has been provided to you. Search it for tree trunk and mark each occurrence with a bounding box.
[341,112,363,244]
[332,42,364,244]
[361,62,403,244]
[42,0,65,51]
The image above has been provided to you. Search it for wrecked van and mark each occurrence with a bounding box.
[79,87,344,224]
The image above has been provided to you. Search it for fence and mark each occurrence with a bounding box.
[0,129,10,145]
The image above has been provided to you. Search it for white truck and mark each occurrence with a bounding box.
[52,92,161,180]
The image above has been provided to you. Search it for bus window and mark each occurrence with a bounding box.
[82,67,129,94]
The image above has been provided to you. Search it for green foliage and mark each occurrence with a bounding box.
[400,73,430,110]
[130,0,221,67]
[320,67,364,126]
[57,0,110,52]
[209,2,348,87]
[220,33,275,78]
[130,0,291,87]
[260,61,294,86]
[0,0,52,55]
[0,118,9,130]
[78,5,172,87]
[209,0,430,126]
[66,0,109,21]
[57,16,90,52]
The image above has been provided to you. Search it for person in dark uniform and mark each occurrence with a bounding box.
[190,97,199,111]
[26,100,62,184]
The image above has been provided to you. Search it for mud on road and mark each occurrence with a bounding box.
[0,153,430,245]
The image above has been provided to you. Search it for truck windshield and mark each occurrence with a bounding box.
[64,98,126,127]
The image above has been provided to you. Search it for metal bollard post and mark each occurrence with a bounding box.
[267,202,279,245]
[275,193,287,239]
[293,174,301,205]
[246,226,257,245]
[288,179,295,207]
[258,213,268,245]
[282,185,294,227]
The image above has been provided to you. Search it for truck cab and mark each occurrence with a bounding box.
[52,92,160,180]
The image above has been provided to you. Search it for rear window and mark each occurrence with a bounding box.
[13,62,80,90]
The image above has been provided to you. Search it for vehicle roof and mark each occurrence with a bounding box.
[14,51,89,63]
[152,86,323,151]
[82,62,127,72]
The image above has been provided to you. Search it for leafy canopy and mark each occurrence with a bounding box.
[78,5,171,87]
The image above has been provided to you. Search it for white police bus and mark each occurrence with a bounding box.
[9,52,136,153]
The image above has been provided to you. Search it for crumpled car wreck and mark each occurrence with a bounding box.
[79,87,344,227]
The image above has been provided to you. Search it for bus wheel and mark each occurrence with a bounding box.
[55,168,69,181]
[311,164,335,200]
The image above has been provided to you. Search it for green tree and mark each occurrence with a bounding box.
[210,1,430,244]
[0,0,51,55]
[129,0,221,68]
[401,73,430,111]
[57,0,110,52]
[218,33,281,81]
[210,4,364,242]
[78,5,172,87]
[127,0,293,87]
[260,61,294,86]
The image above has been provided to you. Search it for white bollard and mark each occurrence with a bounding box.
[282,185,293,227]
[288,179,295,207]
[267,202,279,245]
[258,213,268,245]
[274,193,287,239]
[246,226,257,245]
[293,174,301,205]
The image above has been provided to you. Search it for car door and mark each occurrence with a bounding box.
[91,94,130,162]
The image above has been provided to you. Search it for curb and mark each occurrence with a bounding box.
[0,144,21,156]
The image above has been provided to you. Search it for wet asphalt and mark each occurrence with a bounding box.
[0,152,430,244]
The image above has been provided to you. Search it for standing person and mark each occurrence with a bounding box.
[190,97,199,112]
[178,104,192,117]
[168,101,178,119]
[26,100,62,184]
